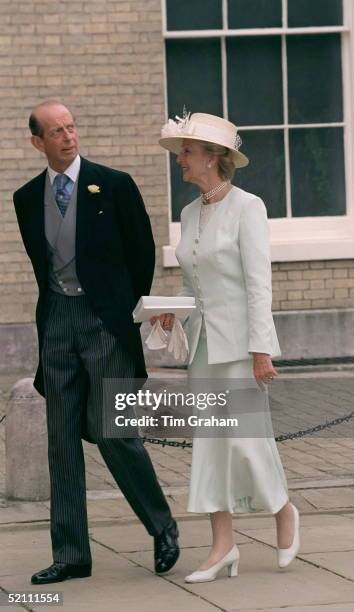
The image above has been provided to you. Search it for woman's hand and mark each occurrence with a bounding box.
[252,352,278,384]
[150,313,175,331]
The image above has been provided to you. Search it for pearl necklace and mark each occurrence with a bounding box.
[201,181,230,204]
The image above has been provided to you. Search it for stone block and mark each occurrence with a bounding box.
[5,378,49,501]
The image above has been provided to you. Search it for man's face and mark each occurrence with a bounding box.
[31,104,79,172]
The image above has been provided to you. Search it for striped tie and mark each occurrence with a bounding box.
[53,174,72,217]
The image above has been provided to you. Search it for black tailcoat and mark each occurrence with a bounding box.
[13,157,155,396]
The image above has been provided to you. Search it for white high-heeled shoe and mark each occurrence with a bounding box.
[185,544,240,583]
[277,503,300,568]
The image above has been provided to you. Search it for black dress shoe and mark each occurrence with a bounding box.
[31,562,91,585]
[154,519,179,574]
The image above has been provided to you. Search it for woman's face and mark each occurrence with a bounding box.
[176,139,212,185]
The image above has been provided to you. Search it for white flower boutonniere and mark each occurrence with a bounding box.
[88,184,101,194]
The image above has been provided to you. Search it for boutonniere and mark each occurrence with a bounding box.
[87,184,101,194]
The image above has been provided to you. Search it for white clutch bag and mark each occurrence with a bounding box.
[132,296,196,361]
[132,296,196,323]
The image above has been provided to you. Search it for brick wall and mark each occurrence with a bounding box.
[0,0,170,324]
[271,261,354,310]
[168,260,354,312]
[0,1,353,327]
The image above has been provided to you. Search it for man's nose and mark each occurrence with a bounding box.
[63,128,73,139]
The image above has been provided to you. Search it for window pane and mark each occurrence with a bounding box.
[290,128,345,217]
[228,0,282,29]
[227,37,283,126]
[171,158,199,222]
[288,34,343,124]
[166,39,223,221]
[166,39,223,119]
[166,0,222,30]
[288,0,342,28]
[234,130,286,218]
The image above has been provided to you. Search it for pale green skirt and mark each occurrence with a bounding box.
[187,326,289,514]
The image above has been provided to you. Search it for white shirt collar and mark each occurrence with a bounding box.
[47,154,81,185]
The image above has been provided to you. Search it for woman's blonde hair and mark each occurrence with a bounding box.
[202,142,236,180]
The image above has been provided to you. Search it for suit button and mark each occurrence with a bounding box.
[193,250,197,255]
[195,239,199,244]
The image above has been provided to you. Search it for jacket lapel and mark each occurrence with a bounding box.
[76,157,103,256]
[186,198,202,242]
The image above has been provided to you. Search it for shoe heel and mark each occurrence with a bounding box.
[228,559,239,577]
[71,565,91,578]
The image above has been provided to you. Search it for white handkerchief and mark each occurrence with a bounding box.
[145,320,169,350]
[145,319,189,362]
[167,319,189,362]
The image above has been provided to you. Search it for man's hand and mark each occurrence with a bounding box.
[252,352,278,384]
[150,313,175,331]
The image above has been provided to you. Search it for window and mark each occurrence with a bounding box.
[162,0,353,264]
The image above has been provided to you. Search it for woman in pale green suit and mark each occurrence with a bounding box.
[156,112,300,583]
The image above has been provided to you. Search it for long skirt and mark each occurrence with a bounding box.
[187,327,289,514]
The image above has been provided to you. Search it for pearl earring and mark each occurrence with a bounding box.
[207,163,212,168]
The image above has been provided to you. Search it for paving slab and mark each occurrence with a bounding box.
[0,501,49,525]
[123,540,354,611]
[0,530,217,612]
[235,513,354,554]
[232,511,352,532]
[91,520,252,555]
[301,550,354,581]
[1,514,354,611]
[300,487,354,510]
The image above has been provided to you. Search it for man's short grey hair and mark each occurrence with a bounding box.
[28,100,70,138]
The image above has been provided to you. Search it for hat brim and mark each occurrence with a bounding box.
[159,135,249,168]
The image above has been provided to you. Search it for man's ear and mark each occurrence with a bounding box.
[31,135,44,153]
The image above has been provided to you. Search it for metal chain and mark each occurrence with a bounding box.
[1,409,353,447]
[142,408,354,448]
[274,408,354,442]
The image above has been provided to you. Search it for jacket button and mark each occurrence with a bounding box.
[195,238,199,244]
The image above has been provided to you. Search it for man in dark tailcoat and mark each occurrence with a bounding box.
[13,100,179,584]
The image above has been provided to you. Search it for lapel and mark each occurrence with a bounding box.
[185,198,202,243]
[76,157,104,256]
[24,170,47,267]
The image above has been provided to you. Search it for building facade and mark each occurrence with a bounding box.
[1,0,354,372]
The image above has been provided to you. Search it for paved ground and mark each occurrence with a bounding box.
[0,367,354,611]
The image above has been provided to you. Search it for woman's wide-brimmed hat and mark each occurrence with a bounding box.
[159,111,249,168]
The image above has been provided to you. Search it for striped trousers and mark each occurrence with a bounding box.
[41,291,172,565]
